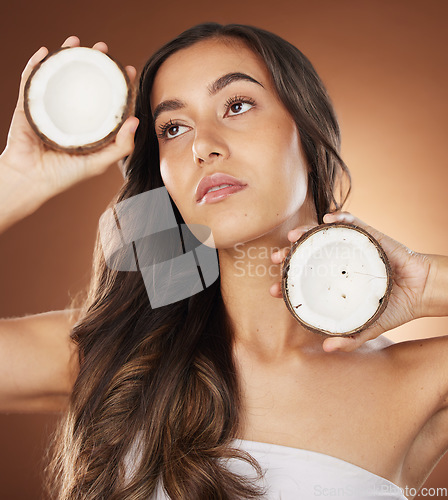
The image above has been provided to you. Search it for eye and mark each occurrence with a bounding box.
[157,120,189,140]
[225,96,256,117]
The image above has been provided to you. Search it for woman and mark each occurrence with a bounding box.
[1,23,447,500]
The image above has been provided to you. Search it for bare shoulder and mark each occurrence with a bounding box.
[0,308,81,413]
[365,335,448,488]
[367,333,448,376]
[385,334,448,382]
[3,308,80,329]
[384,336,448,487]
[360,334,448,416]
[373,334,448,401]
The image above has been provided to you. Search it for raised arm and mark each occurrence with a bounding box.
[421,254,448,318]
[0,310,81,413]
[0,36,138,413]
[0,36,138,233]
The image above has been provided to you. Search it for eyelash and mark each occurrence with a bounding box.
[225,94,256,113]
[156,95,256,140]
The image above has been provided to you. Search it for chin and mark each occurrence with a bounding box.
[181,210,243,248]
[183,223,251,250]
[200,229,248,250]
[211,226,279,250]
[183,208,289,250]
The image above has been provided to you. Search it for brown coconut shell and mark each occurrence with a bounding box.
[281,222,393,337]
[23,47,133,154]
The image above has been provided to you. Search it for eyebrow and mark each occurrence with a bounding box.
[152,72,263,122]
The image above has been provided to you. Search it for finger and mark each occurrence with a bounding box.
[323,211,355,224]
[86,116,139,174]
[271,247,290,264]
[324,210,382,246]
[323,210,397,257]
[324,211,380,239]
[17,46,49,107]
[287,225,316,243]
[269,282,283,298]
[92,41,108,53]
[104,116,139,163]
[61,35,80,48]
[322,335,359,353]
[114,116,139,151]
[322,322,380,352]
[21,37,78,96]
[125,65,137,84]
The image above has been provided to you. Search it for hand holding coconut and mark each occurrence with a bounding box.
[0,36,138,233]
[270,211,433,352]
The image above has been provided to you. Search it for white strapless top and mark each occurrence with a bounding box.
[124,437,407,499]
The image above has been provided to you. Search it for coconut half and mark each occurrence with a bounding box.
[24,46,132,153]
[281,223,392,337]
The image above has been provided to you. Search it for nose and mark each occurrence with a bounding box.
[192,123,230,166]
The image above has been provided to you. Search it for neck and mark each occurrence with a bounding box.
[218,208,320,363]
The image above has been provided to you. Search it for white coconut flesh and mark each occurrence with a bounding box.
[282,224,391,336]
[25,47,130,151]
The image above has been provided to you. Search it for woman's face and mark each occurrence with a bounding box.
[150,38,313,249]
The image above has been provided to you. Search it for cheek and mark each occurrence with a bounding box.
[159,156,195,224]
[159,158,180,208]
[159,151,170,179]
[260,123,307,182]
[159,156,179,192]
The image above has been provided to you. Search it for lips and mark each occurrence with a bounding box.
[195,173,247,203]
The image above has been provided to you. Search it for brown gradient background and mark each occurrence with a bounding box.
[0,0,447,497]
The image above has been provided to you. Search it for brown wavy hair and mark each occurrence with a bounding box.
[46,23,351,499]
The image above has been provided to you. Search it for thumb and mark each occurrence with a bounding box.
[322,310,387,353]
[82,117,139,177]
[323,211,400,258]
[95,116,139,170]
[114,116,139,157]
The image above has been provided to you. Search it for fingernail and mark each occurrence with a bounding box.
[329,213,348,222]
[336,213,354,222]
[129,118,139,134]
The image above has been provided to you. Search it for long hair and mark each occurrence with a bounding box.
[46,23,351,499]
